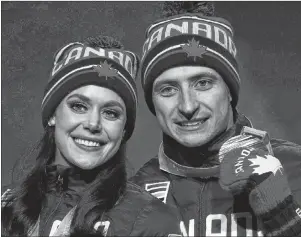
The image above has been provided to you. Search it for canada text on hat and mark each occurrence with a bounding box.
[42,43,139,110]
[142,15,237,60]
[41,42,139,140]
[52,44,138,79]
[140,14,241,112]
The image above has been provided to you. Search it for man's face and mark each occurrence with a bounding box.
[152,66,234,147]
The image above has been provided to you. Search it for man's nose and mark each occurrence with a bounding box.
[178,90,198,120]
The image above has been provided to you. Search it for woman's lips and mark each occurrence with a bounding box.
[72,137,107,151]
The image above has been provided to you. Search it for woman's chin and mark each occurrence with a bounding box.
[72,160,100,170]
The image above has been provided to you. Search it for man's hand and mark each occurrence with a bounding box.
[218,134,291,215]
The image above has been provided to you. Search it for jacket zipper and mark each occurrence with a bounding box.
[43,194,64,233]
[199,182,206,237]
[42,174,65,235]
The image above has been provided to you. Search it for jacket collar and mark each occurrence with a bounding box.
[158,113,252,178]
[46,164,101,193]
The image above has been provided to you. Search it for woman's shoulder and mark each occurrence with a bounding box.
[103,181,181,236]
[1,183,18,207]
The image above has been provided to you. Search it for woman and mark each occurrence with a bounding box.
[2,35,181,236]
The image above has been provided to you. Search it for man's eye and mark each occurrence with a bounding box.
[103,110,119,120]
[194,79,213,90]
[70,102,87,113]
[160,86,177,97]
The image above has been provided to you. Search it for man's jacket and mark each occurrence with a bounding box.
[131,114,301,237]
[2,164,181,236]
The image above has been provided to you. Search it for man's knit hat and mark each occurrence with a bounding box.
[141,2,240,114]
[41,36,139,140]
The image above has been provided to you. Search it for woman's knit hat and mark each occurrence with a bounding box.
[41,36,139,140]
[141,2,240,114]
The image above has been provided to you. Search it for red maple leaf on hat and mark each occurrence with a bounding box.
[181,38,207,61]
[93,60,119,79]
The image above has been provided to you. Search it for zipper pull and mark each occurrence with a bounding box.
[56,174,64,192]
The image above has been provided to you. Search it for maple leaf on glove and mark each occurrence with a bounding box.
[249,154,283,176]
[218,133,292,216]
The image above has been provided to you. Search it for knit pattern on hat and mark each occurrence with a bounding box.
[141,4,240,113]
[42,38,139,140]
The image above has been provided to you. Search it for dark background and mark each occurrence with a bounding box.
[2,2,301,187]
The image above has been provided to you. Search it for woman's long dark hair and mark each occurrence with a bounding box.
[2,126,56,236]
[2,36,128,236]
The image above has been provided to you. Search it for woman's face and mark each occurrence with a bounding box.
[52,85,127,170]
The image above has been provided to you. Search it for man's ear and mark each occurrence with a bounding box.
[48,117,56,127]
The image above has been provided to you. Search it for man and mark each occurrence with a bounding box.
[131,2,301,237]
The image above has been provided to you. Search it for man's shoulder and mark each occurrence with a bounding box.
[117,181,173,210]
[106,181,180,236]
[130,157,170,187]
[242,125,301,162]
[271,138,301,162]
[271,138,301,183]
[270,138,301,199]
[121,181,164,204]
[136,157,161,174]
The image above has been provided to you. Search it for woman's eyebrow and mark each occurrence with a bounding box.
[104,101,124,109]
[67,94,91,103]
